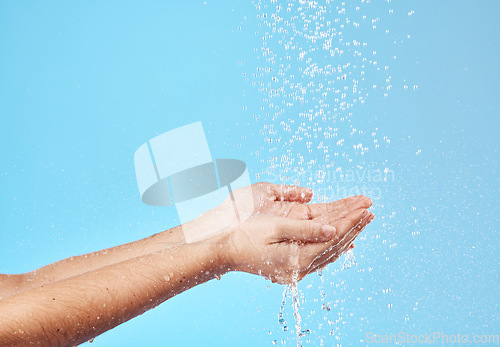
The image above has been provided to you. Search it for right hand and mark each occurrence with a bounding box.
[220,194,375,284]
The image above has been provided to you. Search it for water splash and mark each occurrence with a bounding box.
[318,269,326,299]
[318,270,331,313]
[299,329,311,337]
[278,285,288,325]
[245,0,414,188]
[341,249,357,270]
[290,273,302,346]
[244,0,415,344]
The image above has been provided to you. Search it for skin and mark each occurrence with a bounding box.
[0,182,374,346]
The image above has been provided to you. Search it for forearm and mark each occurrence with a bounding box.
[18,224,186,294]
[14,186,243,295]
[0,238,228,346]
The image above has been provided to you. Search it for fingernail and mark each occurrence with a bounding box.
[322,225,337,237]
[361,210,369,218]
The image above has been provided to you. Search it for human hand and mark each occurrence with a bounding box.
[190,182,318,242]
[209,181,371,222]
[215,184,374,284]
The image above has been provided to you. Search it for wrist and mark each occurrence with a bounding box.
[209,232,233,275]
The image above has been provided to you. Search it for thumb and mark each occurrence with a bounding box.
[275,218,338,243]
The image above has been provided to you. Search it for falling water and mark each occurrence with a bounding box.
[278,285,288,331]
[290,276,302,346]
[243,0,415,344]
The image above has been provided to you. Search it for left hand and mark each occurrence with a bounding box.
[206,182,375,283]
[220,206,374,284]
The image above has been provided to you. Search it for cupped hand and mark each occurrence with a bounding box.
[214,182,372,221]
[218,184,375,284]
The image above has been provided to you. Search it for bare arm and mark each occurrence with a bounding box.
[0,208,373,346]
[0,238,225,346]
[2,182,372,298]
[0,183,374,346]
[0,224,186,299]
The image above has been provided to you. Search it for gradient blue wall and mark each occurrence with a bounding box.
[0,1,498,345]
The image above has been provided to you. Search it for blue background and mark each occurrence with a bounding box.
[0,0,498,346]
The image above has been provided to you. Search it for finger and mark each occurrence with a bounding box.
[273,201,313,220]
[274,218,338,243]
[327,209,373,255]
[278,209,369,249]
[306,233,361,274]
[301,209,374,266]
[282,195,371,221]
[307,195,373,219]
[334,208,372,240]
[303,242,355,275]
[265,182,314,203]
[314,207,370,235]
[305,212,374,272]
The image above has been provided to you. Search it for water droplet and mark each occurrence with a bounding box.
[342,249,357,269]
[299,329,311,337]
